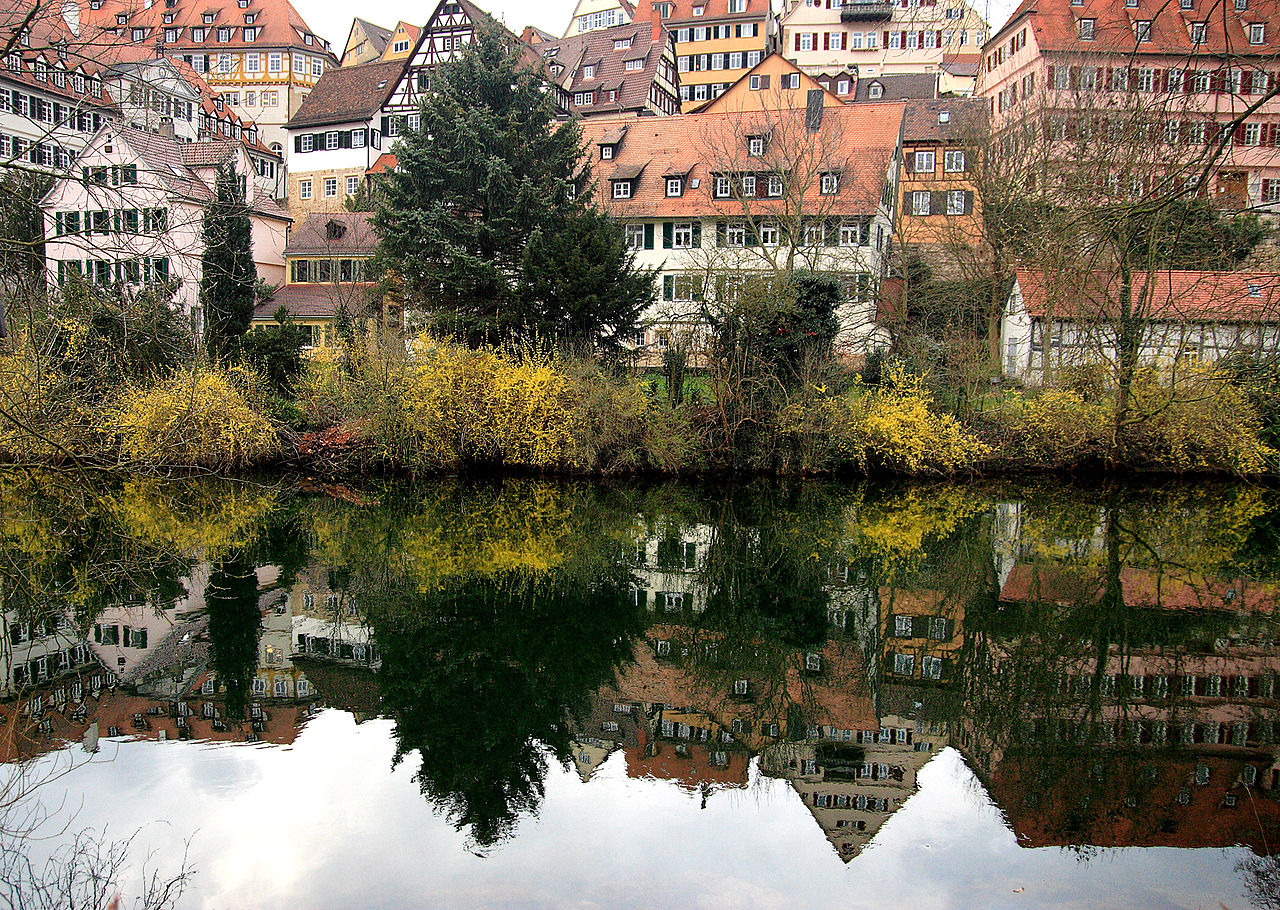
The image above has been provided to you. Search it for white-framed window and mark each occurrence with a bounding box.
[767,175,783,196]
[914,150,935,172]
[912,191,930,215]
[326,131,339,150]
[1078,18,1095,40]
[1190,21,1206,43]
[346,175,360,196]
[252,678,266,695]
[667,176,683,197]
[663,591,685,611]
[672,221,694,248]
[352,129,366,148]
[299,179,311,199]
[300,134,314,152]
[759,223,780,246]
[612,180,632,199]
[625,223,645,249]
[944,150,965,172]
[725,221,746,247]
[1134,20,1151,42]
[742,174,756,196]
[582,64,596,79]
[714,175,731,197]
[324,177,338,197]
[894,653,915,675]
[268,51,282,72]
[947,190,966,214]
[1250,23,1266,44]
[748,136,765,156]
[820,172,839,194]
[839,222,862,246]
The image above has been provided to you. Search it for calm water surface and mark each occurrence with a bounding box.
[2,474,1278,908]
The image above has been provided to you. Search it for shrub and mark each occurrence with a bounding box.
[1012,388,1112,467]
[116,366,279,468]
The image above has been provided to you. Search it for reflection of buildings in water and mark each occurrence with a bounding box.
[287,565,379,669]
[626,706,750,795]
[566,692,647,782]
[4,609,98,698]
[630,524,714,616]
[878,588,963,687]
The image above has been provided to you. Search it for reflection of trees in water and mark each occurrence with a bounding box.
[366,566,644,850]
[1242,854,1280,909]
[205,554,262,722]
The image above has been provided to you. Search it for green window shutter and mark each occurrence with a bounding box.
[644,223,654,249]
[964,191,974,215]
[691,221,702,248]
[717,221,727,247]
[662,221,673,249]
[931,191,946,216]
[663,275,674,300]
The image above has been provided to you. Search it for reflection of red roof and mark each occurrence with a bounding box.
[990,752,1280,852]
[624,724,749,791]
[999,564,1280,613]
[1015,268,1280,324]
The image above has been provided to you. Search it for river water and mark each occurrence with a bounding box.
[2,474,1278,908]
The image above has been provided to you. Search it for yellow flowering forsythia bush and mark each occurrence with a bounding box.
[783,371,987,474]
[1013,389,1112,467]
[116,366,279,468]
[398,339,578,470]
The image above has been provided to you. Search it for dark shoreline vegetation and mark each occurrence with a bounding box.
[1,327,1278,479]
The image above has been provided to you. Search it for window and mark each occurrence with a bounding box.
[300,134,314,152]
[725,221,746,247]
[625,223,645,249]
[912,191,931,215]
[326,131,339,150]
[346,175,360,196]
[1191,22,1206,44]
[742,174,756,196]
[667,176,683,197]
[299,179,311,199]
[268,51,282,73]
[612,180,632,199]
[625,58,643,72]
[914,150,936,172]
[1078,18,1095,40]
[244,27,257,41]
[748,136,765,156]
[672,222,694,248]
[1253,71,1269,93]
[1135,20,1151,42]
[839,222,862,246]
[767,175,783,196]
[821,172,839,194]
[894,653,915,675]
[583,64,596,79]
[944,150,965,172]
[1250,23,1265,44]
[759,223,780,246]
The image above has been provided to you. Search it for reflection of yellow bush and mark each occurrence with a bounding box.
[783,371,987,474]
[116,367,279,467]
[113,478,277,559]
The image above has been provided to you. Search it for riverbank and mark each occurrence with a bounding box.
[2,336,1275,479]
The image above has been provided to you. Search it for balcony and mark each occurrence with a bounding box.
[841,1,894,22]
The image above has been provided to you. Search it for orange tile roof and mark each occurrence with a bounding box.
[990,0,1280,58]
[1015,267,1280,324]
[999,563,1280,613]
[75,0,336,57]
[579,102,904,218]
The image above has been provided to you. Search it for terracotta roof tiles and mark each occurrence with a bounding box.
[1015,267,1280,323]
[287,57,407,128]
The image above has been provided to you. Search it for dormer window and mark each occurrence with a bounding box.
[203,12,215,23]
[34,59,46,80]
[1078,18,1095,40]
[1250,23,1265,44]
[614,38,631,49]
[748,135,765,156]
[116,13,128,24]
[1190,21,1206,43]
[583,63,596,78]
[89,0,102,8]
[601,144,615,159]
[612,179,632,199]
[304,33,314,45]
[244,27,257,41]
[132,27,146,41]
[667,176,683,196]
[192,27,206,41]
[820,172,840,194]
[692,4,705,14]
[1135,20,1151,42]
[239,0,249,6]
[1249,282,1262,297]
[868,81,884,98]
[325,219,346,241]
[217,27,231,41]
[244,13,256,23]
[163,12,174,23]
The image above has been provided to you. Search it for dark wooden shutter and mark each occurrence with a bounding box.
[663,275,674,300]
[716,221,727,247]
[760,74,770,89]
[691,221,701,248]
[662,221,673,248]
[963,191,974,215]
[644,223,654,249]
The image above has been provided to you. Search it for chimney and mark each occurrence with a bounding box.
[653,19,663,46]
[158,119,175,139]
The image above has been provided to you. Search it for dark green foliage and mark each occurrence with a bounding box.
[368,566,642,849]
[61,280,191,381]
[373,26,646,349]
[1140,198,1267,269]
[201,163,257,363]
[714,272,840,384]
[239,306,306,394]
[518,209,653,353]
[0,170,52,290]
[205,553,262,722]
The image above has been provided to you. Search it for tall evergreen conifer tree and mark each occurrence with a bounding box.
[373,25,649,348]
[200,162,256,361]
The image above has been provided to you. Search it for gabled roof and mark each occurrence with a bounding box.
[76,0,337,58]
[533,21,673,116]
[901,97,989,143]
[690,53,845,115]
[287,58,408,129]
[1014,267,1280,324]
[111,124,217,202]
[580,102,904,218]
[0,2,119,108]
[631,0,769,23]
[353,18,393,56]
[854,72,939,103]
[285,212,379,256]
[989,0,1280,57]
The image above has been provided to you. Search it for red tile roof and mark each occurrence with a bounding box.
[366,152,397,175]
[75,0,336,57]
[1014,267,1280,324]
[579,103,904,218]
[999,563,1280,613]
[632,0,770,24]
[254,283,378,320]
[285,212,379,256]
[535,21,675,117]
[991,0,1280,57]
[287,57,408,129]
